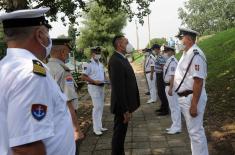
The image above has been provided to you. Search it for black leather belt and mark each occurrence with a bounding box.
[88,83,104,87]
[145,71,154,74]
[177,90,193,97]
[164,82,170,86]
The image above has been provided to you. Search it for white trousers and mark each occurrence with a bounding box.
[88,85,105,132]
[178,90,208,155]
[165,86,181,131]
[146,73,157,101]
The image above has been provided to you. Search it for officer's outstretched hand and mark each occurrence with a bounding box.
[123,111,131,124]
[190,103,198,117]
[94,80,102,85]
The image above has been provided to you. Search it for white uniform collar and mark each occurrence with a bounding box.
[7,48,48,69]
[91,58,100,64]
[7,48,38,59]
[184,44,197,56]
[169,55,175,59]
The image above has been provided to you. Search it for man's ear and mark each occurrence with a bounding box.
[35,28,45,45]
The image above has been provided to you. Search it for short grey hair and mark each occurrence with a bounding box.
[4,26,36,42]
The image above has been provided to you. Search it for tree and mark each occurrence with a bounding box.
[77,2,127,64]
[68,24,87,62]
[0,23,3,40]
[146,38,167,48]
[178,0,235,35]
[0,0,155,25]
[0,23,6,60]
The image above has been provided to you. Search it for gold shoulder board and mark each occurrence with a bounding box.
[33,60,46,77]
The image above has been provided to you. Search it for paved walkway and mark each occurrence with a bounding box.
[79,63,191,155]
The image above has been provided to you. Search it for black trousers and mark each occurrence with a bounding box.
[156,72,169,112]
[112,114,128,155]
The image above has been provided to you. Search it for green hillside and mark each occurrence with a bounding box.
[199,28,235,120]
[198,28,235,154]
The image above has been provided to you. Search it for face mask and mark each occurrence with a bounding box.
[126,43,134,53]
[65,58,69,63]
[163,53,169,59]
[94,54,101,60]
[177,40,186,51]
[144,52,149,56]
[40,34,52,58]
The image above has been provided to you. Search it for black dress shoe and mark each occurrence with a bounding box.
[157,111,169,116]
[155,109,163,113]
[145,92,150,95]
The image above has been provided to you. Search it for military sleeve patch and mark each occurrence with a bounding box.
[31,104,47,121]
[66,75,74,85]
[195,64,200,71]
[32,60,46,76]
[171,67,175,71]
[83,67,87,70]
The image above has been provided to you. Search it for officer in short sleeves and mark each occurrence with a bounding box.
[163,45,181,134]
[0,8,75,155]
[47,38,84,142]
[174,28,208,155]
[81,46,108,136]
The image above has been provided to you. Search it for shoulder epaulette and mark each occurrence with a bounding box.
[32,60,46,77]
[171,58,175,61]
[60,63,70,71]
[193,49,207,64]
[193,49,199,55]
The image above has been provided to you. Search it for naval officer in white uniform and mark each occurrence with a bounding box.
[174,28,208,155]
[163,45,182,134]
[0,8,75,155]
[81,46,108,136]
[144,48,157,104]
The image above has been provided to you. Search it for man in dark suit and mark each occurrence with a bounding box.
[108,35,140,155]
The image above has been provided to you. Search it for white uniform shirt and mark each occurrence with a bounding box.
[0,87,10,155]
[0,48,75,155]
[163,56,178,83]
[174,44,207,92]
[145,54,156,72]
[82,58,105,82]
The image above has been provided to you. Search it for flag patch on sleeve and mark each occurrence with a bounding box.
[195,65,200,71]
[66,75,74,85]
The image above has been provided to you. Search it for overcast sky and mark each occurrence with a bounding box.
[50,0,187,49]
